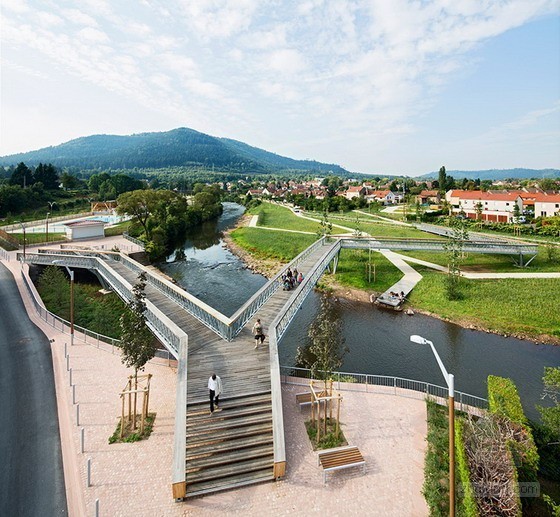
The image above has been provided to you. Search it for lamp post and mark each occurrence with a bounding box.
[45,212,50,243]
[54,261,74,346]
[20,222,26,259]
[46,201,57,243]
[410,334,455,517]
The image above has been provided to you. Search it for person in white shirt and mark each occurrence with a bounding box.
[252,319,265,350]
[208,373,223,413]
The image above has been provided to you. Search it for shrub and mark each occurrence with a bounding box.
[455,418,479,517]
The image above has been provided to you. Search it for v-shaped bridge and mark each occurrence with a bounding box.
[18,235,537,499]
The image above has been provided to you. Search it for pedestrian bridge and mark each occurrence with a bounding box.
[17,235,535,498]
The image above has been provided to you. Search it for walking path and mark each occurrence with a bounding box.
[0,239,428,516]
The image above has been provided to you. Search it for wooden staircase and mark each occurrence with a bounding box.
[184,391,275,497]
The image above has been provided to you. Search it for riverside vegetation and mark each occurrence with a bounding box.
[229,201,560,343]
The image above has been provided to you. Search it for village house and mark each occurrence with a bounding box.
[364,189,396,205]
[446,190,523,222]
[344,186,366,200]
[533,193,560,218]
[417,190,441,205]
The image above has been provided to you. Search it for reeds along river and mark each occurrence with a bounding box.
[160,203,560,421]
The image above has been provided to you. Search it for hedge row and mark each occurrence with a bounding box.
[487,375,539,483]
[455,418,479,517]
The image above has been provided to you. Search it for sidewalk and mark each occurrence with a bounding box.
[1,236,428,516]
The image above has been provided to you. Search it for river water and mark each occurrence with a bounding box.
[160,203,559,421]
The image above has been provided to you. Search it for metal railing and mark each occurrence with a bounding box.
[123,232,145,249]
[339,236,538,255]
[274,239,341,342]
[280,366,488,413]
[229,236,329,338]
[18,252,186,358]
[1,212,93,233]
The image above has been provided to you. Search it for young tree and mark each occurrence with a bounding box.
[316,211,332,239]
[120,272,156,429]
[475,202,483,222]
[443,217,469,300]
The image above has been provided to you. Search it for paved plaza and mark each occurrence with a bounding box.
[2,237,428,516]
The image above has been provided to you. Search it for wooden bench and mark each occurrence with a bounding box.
[317,445,366,483]
[295,392,313,407]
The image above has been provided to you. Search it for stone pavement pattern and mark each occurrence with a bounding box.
[1,235,428,516]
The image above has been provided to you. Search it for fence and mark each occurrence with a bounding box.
[1,212,93,233]
[20,264,176,366]
[123,232,145,249]
[280,366,488,414]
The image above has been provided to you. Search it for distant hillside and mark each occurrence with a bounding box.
[417,168,560,181]
[0,127,348,175]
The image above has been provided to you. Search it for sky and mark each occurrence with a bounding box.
[1,0,559,176]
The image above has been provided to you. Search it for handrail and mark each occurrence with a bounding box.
[280,366,488,413]
[338,236,538,255]
[19,265,174,363]
[123,232,145,249]
[17,252,186,358]
[229,236,328,338]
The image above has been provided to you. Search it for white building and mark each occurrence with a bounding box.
[64,220,105,240]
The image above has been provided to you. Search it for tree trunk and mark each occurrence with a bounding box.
[133,369,138,430]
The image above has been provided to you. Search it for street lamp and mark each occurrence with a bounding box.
[410,334,455,517]
[45,212,50,243]
[20,222,26,259]
[53,261,74,346]
[46,201,57,243]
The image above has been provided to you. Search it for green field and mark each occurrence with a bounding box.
[11,232,66,245]
[230,227,316,262]
[249,203,350,233]
[408,271,560,338]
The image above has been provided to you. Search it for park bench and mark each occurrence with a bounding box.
[317,445,366,483]
[295,392,313,407]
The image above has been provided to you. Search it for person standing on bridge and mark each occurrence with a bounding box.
[252,318,266,350]
[208,373,223,413]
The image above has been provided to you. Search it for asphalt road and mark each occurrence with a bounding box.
[0,263,67,516]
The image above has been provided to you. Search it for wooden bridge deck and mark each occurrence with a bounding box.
[99,242,331,497]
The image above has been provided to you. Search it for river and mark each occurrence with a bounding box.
[160,203,559,421]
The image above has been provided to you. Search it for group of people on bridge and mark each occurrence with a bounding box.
[282,267,303,291]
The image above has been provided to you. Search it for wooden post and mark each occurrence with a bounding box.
[133,372,138,430]
[127,377,132,424]
[120,394,125,439]
[329,380,333,420]
[336,396,341,439]
[140,390,146,434]
[316,399,321,443]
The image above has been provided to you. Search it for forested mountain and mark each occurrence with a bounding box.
[417,168,560,181]
[0,127,348,175]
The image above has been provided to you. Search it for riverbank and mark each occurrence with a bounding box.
[224,220,560,346]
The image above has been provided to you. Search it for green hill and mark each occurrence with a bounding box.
[0,127,348,175]
[417,168,560,181]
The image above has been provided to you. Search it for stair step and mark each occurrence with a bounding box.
[187,422,273,446]
[186,444,273,471]
[187,412,272,436]
[186,456,273,484]
[187,403,272,424]
[186,433,273,459]
[185,467,274,498]
[187,391,271,411]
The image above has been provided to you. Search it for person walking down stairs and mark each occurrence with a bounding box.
[208,373,223,414]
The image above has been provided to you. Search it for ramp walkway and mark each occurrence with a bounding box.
[19,237,341,499]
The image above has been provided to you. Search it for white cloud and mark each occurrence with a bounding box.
[266,49,307,74]
[78,27,110,43]
[62,9,98,27]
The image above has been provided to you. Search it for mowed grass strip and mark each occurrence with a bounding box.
[249,203,319,232]
[230,227,316,262]
[408,271,560,338]
[333,249,403,293]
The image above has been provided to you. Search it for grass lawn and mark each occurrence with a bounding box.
[399,248,560,273]
[230,227,316,262]
[331,249,403,293]
[105,220,131,236]
[408,270,560,338]
[12,232,66,244]
[249,203,319,232]
[249,203,350,233]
